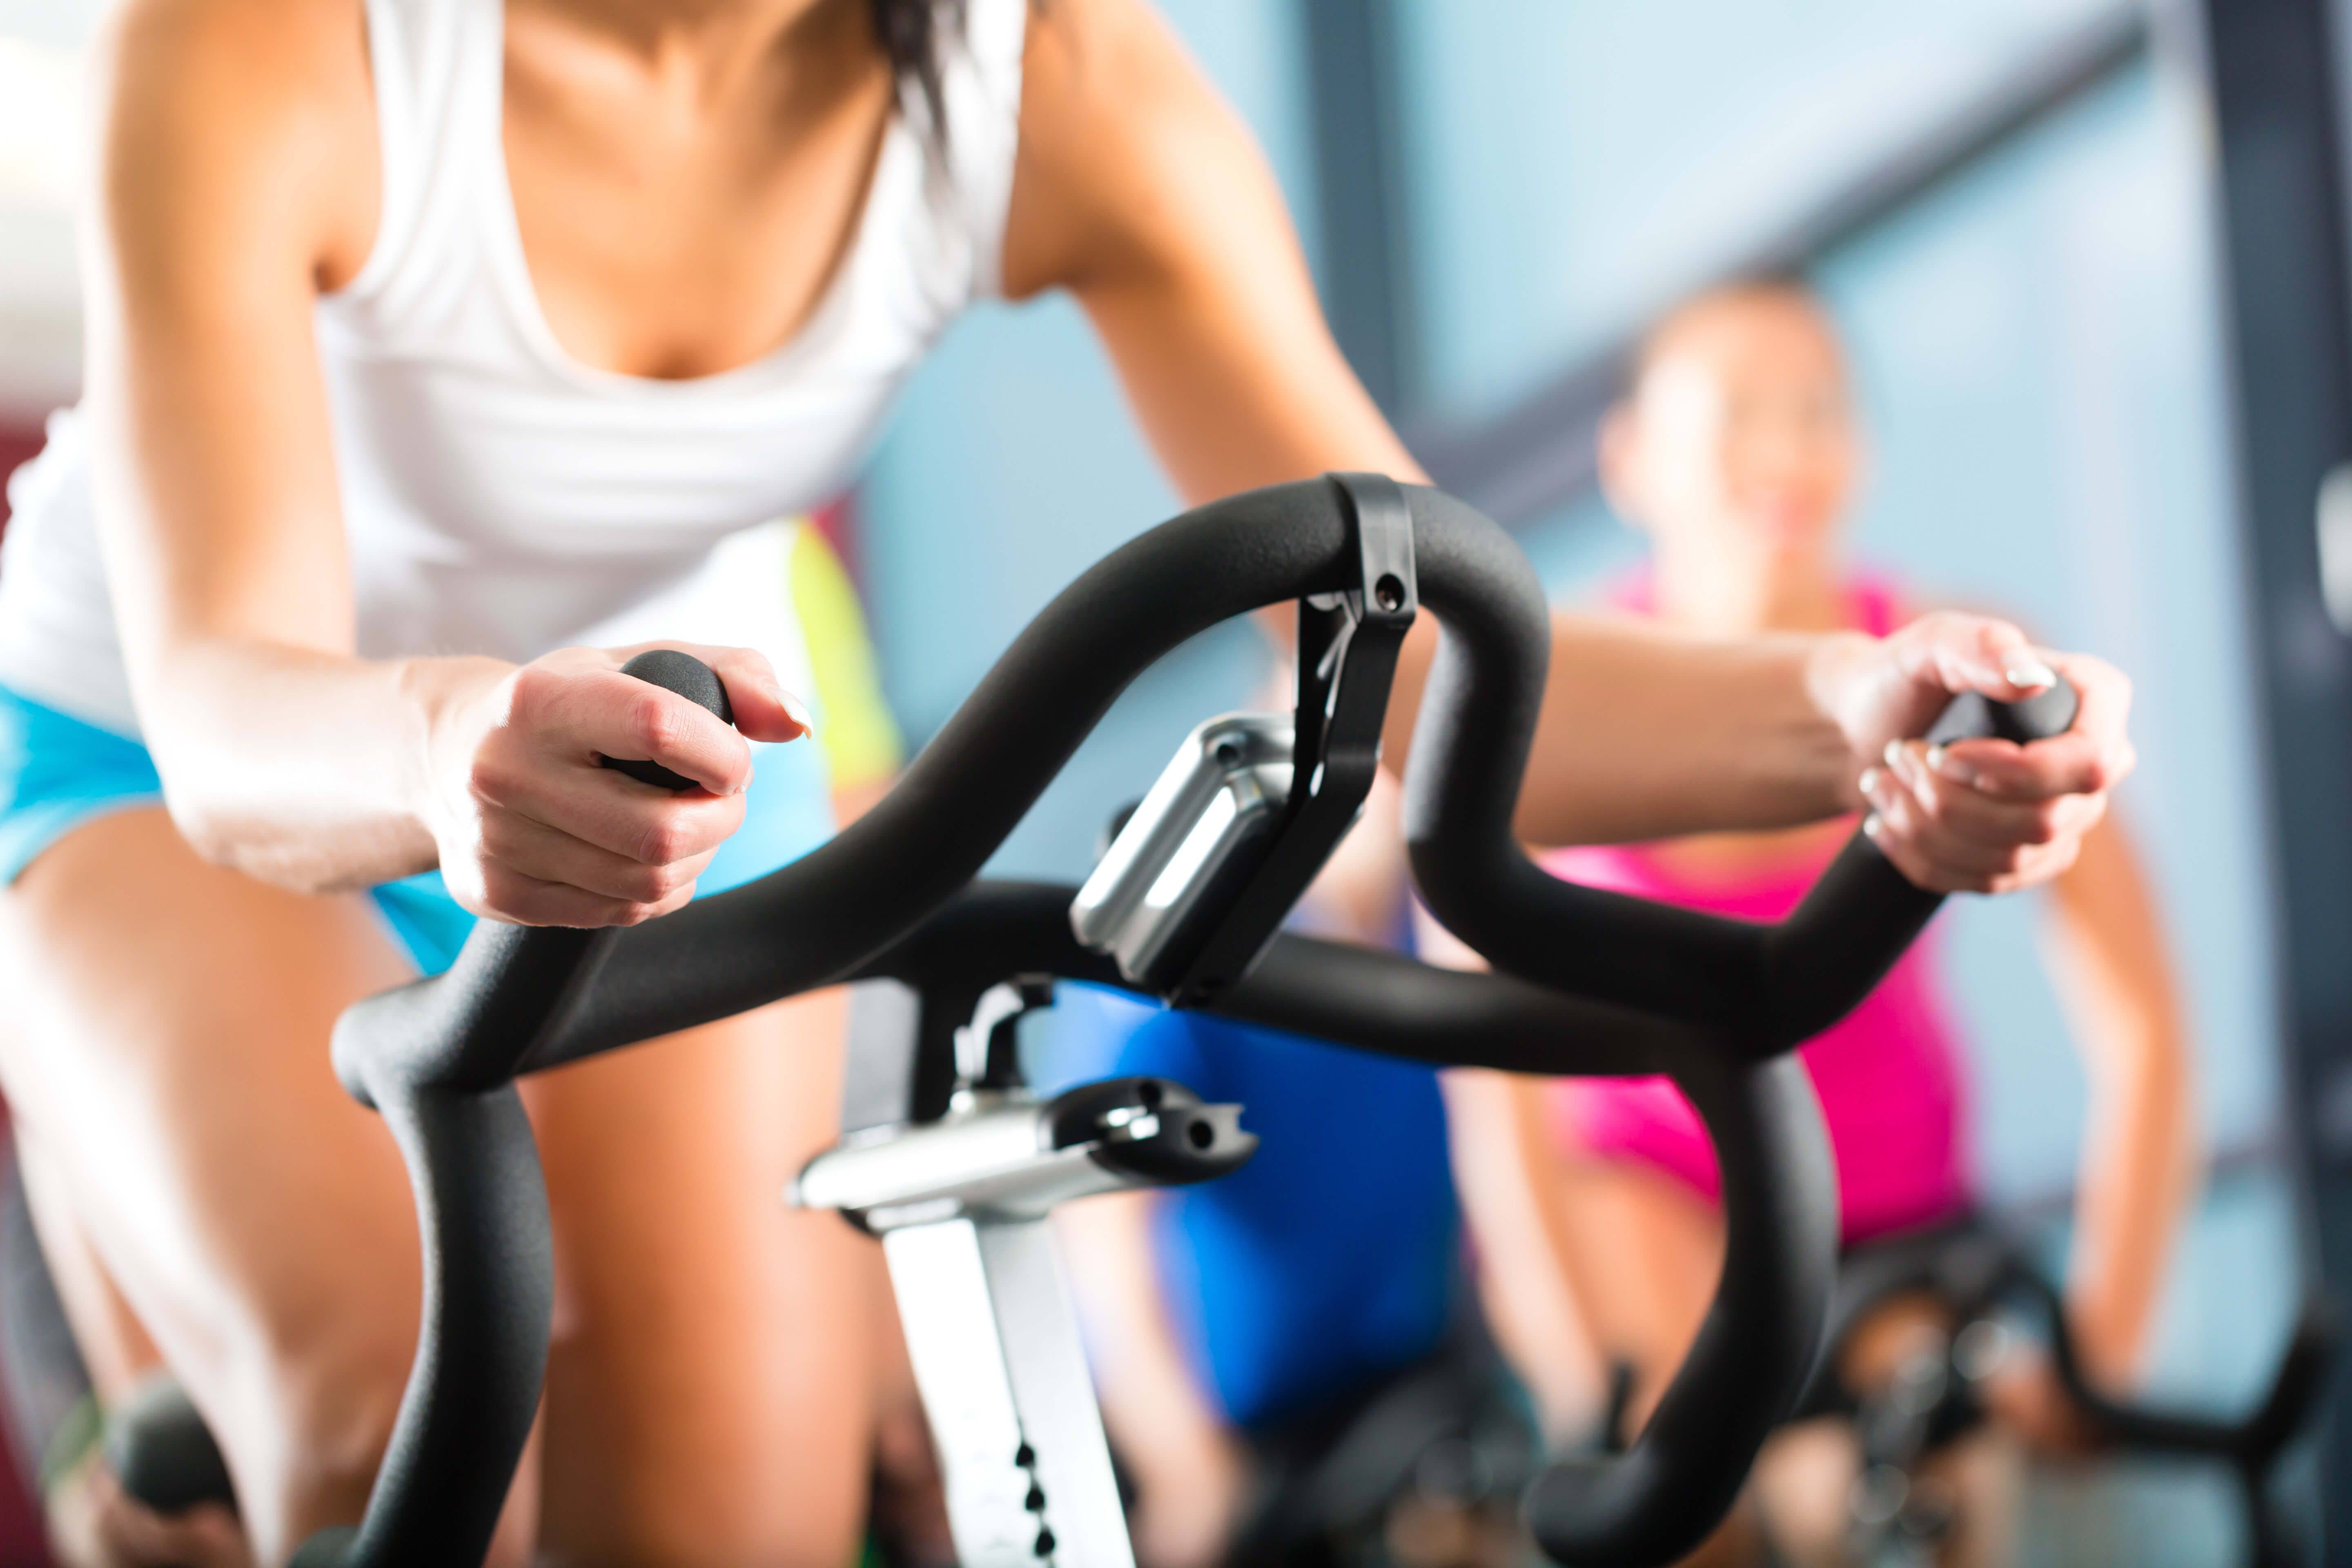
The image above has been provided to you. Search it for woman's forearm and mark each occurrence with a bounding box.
[1441,1067,1607,1437]
[1055,1192,1232,1476]
[2045,818,2198,1387]
[1384,613,1865,846]
[135,636,486,894]
[2067,1030,2193,1385]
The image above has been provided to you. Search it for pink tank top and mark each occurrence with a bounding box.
[1543,576,1972,1245]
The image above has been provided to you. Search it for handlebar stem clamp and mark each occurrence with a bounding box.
[1162,474,1417,1005]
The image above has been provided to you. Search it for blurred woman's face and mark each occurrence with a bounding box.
[1609,294,1858,568]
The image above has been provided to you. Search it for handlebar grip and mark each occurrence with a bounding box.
[602,649,737,790]
[1750,673,2083,1043]
[1924,677,2079,747]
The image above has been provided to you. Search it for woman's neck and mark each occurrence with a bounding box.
[510,0,864,87]
[1647,541,1850,637]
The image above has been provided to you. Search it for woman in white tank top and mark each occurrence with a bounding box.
[0,0,2136,1560]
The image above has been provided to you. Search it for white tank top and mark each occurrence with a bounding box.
[0,0,1027,736]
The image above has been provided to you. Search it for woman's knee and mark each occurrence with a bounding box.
[196,1296,412,1556]
[529,998,873,1565]
[211,1330,539,1568]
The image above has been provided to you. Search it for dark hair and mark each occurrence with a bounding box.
[873,0,968,142]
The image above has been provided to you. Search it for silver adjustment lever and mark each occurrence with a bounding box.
[796,987,1255,1568]
[1069,715,1296,995]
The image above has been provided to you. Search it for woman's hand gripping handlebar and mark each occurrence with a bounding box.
[312,476,2111,1568]
[416,641,806,931]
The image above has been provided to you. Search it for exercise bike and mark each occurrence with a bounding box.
[98,474,2081,1567]
[1784,1220,2331,1568]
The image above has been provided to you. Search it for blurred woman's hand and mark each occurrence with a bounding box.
[1811,612,2136,893]
[419,642,810,927]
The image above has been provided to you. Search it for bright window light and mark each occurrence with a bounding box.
[0,36,82,212]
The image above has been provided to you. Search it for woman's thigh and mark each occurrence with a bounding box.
[0,808,506,1561]
[1550,1157,1724,1396]
[528,985,886,1568]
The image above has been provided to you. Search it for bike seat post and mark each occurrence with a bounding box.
[799,983,1256,1568]
[886,1216,1127,1568]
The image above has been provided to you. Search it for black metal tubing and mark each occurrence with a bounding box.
[844,881,1695,1076]
[336,480,1983,1078]
[1523,1054,1834,1567]
[1395,486,2073,1048]
[849,882,1837,1568]
[310,476,2049,1566]
[1791,1222,2332,1568]
[287,1081,552,1568]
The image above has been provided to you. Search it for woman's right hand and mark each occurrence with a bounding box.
[1812,612,2136,894]
[417,644,812,928]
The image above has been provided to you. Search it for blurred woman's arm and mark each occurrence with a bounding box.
[2041,817,2199,1388]
[1439,1068,1608,1440]
[1056,1193,1250,1568]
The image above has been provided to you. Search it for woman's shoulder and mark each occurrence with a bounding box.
[100,0,370,128]
[998,0,1277,299]
[95,0,378,290]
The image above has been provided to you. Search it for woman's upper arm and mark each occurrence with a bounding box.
[1000,0,1419,502]
[82,0,378,699]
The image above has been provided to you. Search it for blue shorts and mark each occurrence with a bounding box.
[0,684,837,976]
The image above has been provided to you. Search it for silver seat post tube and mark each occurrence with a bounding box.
[884,1218,1135,1568]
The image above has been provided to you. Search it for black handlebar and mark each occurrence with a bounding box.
[1789,1223,2330,1568]
[1802,1224,2332,1471]
[1398,483,2079,1049]
[305,476,2085,1567]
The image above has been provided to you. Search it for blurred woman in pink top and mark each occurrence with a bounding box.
[1444,281,2196,1568]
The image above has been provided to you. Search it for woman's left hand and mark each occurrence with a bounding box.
[1814,612,2137,894]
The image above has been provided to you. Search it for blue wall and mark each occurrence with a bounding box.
[1388,0,2128,416]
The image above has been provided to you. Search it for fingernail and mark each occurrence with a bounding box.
[1861,811,1884,839]
[1882,739,1905,770]
[780,688,817,735]
[2006,659,2059,690]
[1928,745,1978,786]
[1858,766,1882,798]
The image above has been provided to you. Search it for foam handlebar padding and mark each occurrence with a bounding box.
[602,649,737,791]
